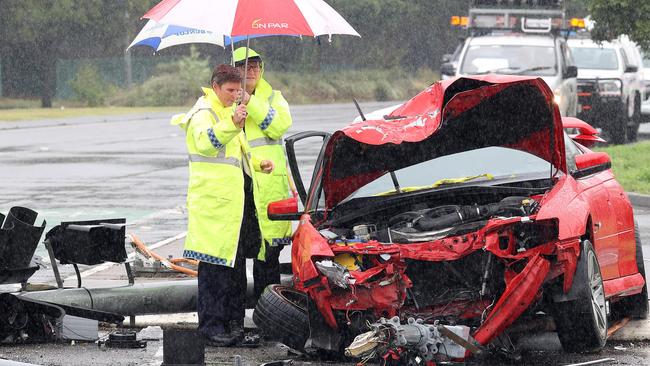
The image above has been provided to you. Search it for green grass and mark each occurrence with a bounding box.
[0,106,184,121]
[595,140,650,194]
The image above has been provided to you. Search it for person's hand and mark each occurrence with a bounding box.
[233,104,247,128]
[260,160,274,174]
[241,91,251,105]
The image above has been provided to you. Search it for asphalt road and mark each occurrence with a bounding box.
[1,106,649,366]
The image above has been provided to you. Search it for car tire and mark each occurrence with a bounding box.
[553,240,607,353]
[627,94,642,142]
[253,284,309,351]
[606,106,628,145]
[612,221,648,319]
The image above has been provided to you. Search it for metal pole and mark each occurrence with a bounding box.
[242,35,250,92]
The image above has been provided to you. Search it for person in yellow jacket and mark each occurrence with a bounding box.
[171,64,274,347]
[233,47,293,302]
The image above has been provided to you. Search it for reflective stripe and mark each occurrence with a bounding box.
[189,154,240,168]
[268,91,275,105]
[259,107,276,130]
[248,136,282,148]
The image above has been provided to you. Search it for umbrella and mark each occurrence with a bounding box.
[127,19,223,52]
[127,19,291,53]
[140,0,360,82]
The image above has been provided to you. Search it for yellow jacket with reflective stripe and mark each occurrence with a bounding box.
[171,87,266,267]
[245,77,293,247]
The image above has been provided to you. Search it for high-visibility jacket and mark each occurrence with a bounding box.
[245,77,293,247]
[171,87,266,267]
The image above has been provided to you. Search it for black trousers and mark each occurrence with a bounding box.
[197,174,257,337]
[253,244,282,302]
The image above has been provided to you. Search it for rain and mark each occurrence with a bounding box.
[1,1,650,365]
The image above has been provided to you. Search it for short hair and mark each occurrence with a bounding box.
[211,64,242,85]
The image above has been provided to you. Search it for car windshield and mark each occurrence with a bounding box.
[341,147,551,202]
[570,47,619,70]
[460,45,557,76]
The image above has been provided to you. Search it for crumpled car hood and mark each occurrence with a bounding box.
[322,75,567,208]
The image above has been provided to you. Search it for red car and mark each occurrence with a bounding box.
[253,75,648,363]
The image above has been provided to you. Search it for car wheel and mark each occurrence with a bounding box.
[553,240,607,353]
[253,284,309,351]
[612,221,648,319]
[627,94,642,142]
[606,106,627,145]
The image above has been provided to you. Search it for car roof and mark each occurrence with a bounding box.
[467,34,556,47]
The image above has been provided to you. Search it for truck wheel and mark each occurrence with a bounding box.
[612,221,648,319]
[627,95,641,142]
[553,240,607,353]
[253,284,309,352]
[606,109,627,145]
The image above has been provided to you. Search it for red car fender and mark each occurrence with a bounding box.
[309,277,339,329]
[291,215,334,285]
[472,254,551,348]
[556,239,581,293]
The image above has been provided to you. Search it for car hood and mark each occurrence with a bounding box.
[577,69,622,79]
[321,75,566,208]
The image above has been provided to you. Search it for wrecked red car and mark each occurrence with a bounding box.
[253,75,648,364]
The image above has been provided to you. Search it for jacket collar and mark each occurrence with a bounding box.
[201,87,227,110]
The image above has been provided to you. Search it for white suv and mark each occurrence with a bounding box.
[452,33,578,117]
[568,36,645,143]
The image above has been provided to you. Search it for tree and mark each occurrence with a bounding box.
[586,0,650,51]
[0,0,156,107]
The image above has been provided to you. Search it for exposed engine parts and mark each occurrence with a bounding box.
[346,316,477,364]
[346,196,539,244]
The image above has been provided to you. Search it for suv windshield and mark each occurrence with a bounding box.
[342,147,551,202]
[570,47,619,70]
[460,45,557,76]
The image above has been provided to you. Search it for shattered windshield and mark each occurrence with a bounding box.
[461,45,558,76]
[570,47,619,70]
[343,146,551,202]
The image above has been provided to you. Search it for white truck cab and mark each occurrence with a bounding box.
[568,36,645,143]
[456,34,578,117]
[441,3,578,117]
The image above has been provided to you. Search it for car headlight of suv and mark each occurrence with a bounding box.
[315,260,351,289]
[598,79,622,96]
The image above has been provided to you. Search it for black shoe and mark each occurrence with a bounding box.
[206,332,238,347]
[229,320,245,342]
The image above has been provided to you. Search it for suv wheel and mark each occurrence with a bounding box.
[627,94,642,142]
[553,240,607,353]
[253,284,309,352]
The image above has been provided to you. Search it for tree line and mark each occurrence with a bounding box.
[1,0,646,108]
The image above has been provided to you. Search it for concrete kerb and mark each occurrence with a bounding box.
[628,192,650,209]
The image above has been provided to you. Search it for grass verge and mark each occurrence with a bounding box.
[595,140,650,194]
[0,106,184,122]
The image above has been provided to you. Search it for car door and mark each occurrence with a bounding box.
[284,131,331,208]
[602,175,636,276]
[568,139,620,279]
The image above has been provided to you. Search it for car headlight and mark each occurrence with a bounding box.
[315,260,351,288]
[553,88,562,105]
[598,79,622,96]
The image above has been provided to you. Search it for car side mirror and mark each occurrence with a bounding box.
[440,62,456,77]
[441,53,453,63]
[564,65,578,79]
[625,65,638,73]
[268,197,301,221]
[572,152,611,178]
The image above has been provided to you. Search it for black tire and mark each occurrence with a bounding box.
[627,94,642,142]
[553,240,607,353]
[606,106,627,145]
[612,221,648,319]
[253,284,309,351]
